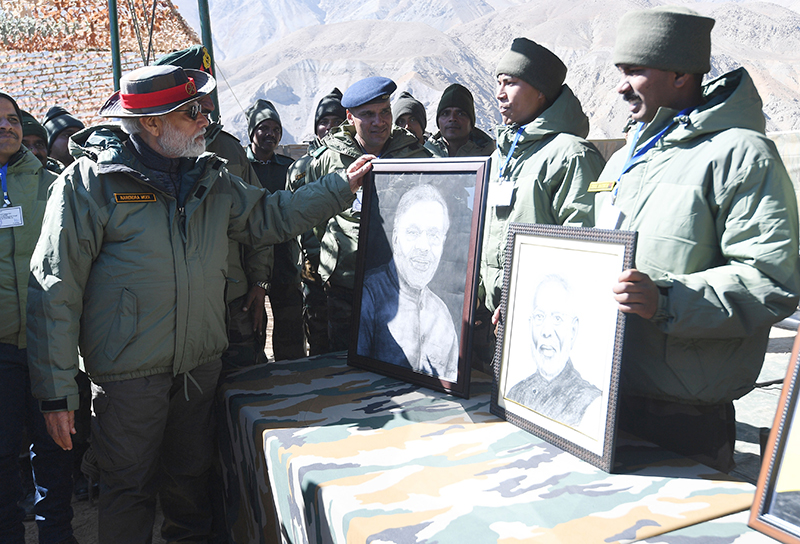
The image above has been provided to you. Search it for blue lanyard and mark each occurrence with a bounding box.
[0,164,9,207]
[618,107,694,180]
[612,107,693,202]
[497,126,525,180]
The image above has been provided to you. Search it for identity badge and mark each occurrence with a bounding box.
[0,206,24,228]
[596,203,624,230]
[488,181,514,208]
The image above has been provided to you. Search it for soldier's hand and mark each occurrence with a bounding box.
[491,307,502,336]
[613,269,659,319]
[346,154,376,193]
[242,285,267,332]
[44,410,75,450]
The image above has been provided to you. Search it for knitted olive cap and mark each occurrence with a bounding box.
[436,83,475,128]
[392,91,427,132]
[495,38,567,104]
[613,6,715,74]
[245,99,281,139]
[21,110,47,141]
[43,106,85,151]
[314,88,346,127]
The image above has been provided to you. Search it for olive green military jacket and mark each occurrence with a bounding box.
[0,148,56,348]
[306,124,431,289]
[595,68,800,405]
[27,125,354,411]
[481,85,605,312]
[424,127,495,158]
[205,123,273,303]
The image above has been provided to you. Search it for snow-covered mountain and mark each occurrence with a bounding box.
[172,0,800,144]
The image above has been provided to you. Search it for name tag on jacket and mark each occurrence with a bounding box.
[114,193,157,203]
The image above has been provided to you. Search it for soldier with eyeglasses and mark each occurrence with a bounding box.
[26,65,374,543]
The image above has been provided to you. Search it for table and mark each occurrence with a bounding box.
[218,353,756,543]
[640,511,774,543]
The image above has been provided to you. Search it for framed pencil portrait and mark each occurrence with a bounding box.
[490,224,636,472]
[750,325,800,543]
[348,157,491,398]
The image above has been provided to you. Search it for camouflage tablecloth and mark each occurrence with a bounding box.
[640,511,772,543]
[218,353,755,544]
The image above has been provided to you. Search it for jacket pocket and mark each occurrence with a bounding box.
[103,288,138,361]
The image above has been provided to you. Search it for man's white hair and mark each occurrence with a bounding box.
[118,117,143,135]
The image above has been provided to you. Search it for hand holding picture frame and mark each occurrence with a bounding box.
[750,325,800,543]
[348,157,490,398]
[490,224,636,472]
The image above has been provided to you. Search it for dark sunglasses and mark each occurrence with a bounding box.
[174,102,204,121]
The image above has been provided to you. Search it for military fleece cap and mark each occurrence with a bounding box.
[437,83,475,128]
[393,91,427,132]
[21,110,47,141]
[155,45,214,74]
[43,106,85,150]
[613,6,715,74]
[246,99,281,139]
[341,77,397,109]
[315,88,346,127]
[495,38,567,104]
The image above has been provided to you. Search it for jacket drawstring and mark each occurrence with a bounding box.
[183,370,204,402]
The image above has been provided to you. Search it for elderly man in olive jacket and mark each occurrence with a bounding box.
[26,65,373,544]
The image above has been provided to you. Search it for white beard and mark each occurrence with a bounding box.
[158,120,205,158]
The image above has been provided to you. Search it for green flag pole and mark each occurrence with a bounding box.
[197,0,220,121]
[109,0,122,90]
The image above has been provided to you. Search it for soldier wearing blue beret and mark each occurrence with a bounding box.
[304,75,432,352]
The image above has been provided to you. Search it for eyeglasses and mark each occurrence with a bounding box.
[174,102,204,121]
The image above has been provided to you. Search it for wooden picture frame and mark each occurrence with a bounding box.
[348,157,490,398]
[750,325,800,543]
[490,224,636,472]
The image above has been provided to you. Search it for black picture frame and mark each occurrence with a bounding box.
[489,224,636,472]
[348,157,490,398]
[750,325,800,543]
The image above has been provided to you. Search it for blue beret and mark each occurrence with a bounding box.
[341,76,397,109]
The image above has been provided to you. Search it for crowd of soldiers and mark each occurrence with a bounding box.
[2,4,799,543]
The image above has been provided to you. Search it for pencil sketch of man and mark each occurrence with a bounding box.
[507,275,601,427]
[357,184,459,381]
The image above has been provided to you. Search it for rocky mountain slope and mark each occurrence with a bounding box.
[173,0,800,144]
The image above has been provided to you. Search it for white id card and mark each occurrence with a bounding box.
[595,202,624,230]
[487,181,514,208]
[0,206,24,228]
[352,189,363,213]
